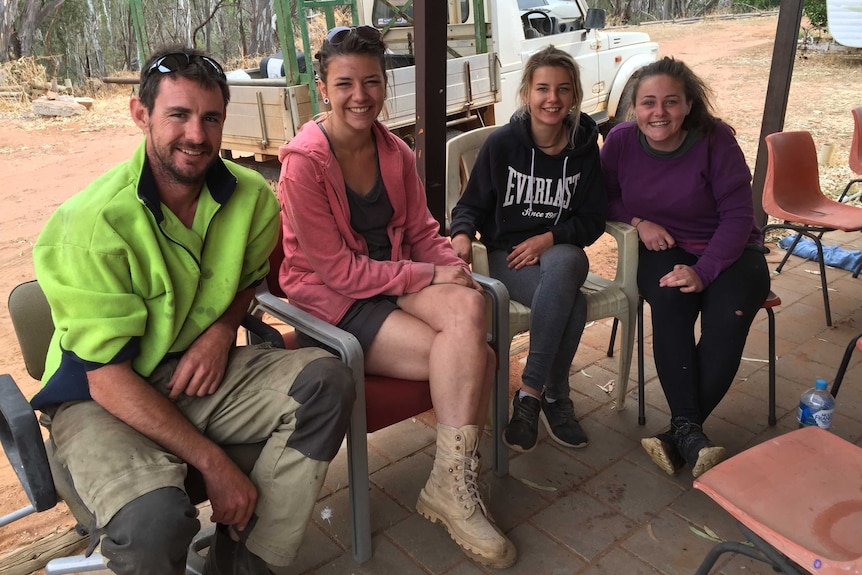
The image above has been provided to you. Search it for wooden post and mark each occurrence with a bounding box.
[751,0,804,227]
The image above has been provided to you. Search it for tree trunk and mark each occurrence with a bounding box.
[0,0,20,62]
[18,0,67,58]
[85,0,106,77]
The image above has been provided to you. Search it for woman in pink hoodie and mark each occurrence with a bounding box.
[276,26,516,569]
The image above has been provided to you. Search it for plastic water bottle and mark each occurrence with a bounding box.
[797,379,835,429]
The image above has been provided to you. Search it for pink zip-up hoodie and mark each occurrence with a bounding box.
[277,119,468,325]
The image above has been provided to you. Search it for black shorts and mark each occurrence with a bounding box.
[297,295,398,354]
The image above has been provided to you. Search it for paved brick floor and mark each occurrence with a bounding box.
[214,232,862,575]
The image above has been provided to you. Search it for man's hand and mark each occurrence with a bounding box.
[507,232,553,270]
[167,323,234,400]
[451,233,474,264]
[203,456,258,532]
[659,264,704,293]
[432,265,482,291]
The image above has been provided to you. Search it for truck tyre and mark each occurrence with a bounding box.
[600,78,636,139]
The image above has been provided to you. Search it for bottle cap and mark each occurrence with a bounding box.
[815,378,828,390]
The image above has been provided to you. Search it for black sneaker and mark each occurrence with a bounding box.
[641,429,685,476]
[540,394,589,448]
[670,417,726,478]
[503,393,541,452]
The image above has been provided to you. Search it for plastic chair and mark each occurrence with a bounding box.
[838,107,862,204]
[0,280,279,574]
[692,426,862,574]
[445,126,639,410]
[762,130,862,327]
[250,230,511,564]
[620,290,780,426]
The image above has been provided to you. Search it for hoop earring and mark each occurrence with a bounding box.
[323,97,330,105]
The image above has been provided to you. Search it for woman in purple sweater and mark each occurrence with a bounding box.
[601,57,769,478]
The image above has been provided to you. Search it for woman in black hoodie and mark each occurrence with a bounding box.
[451,46,606,453]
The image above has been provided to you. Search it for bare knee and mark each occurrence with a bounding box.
[447,288,486,332]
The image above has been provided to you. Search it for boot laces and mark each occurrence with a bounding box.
[452,453,488,516]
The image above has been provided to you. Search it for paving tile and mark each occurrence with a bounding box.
[775,350,836,387]
[576,548,663,575]
[621,509,722,575]
[312,483,411,551]
[370,451,433,510]
[445,561,493,575]
[530,489,636,561]
[367,417,437,462]
[569,363,620,408]
[666,488,740,541]
[478,472,555,532]
[384,513,466,574]
[583,458,684,523]
[708,386,773,435]
[314,535,428,575]
[588,400,669,443]
[322,443,389,495]
[486,523,586,575]
[566,419,639,472]
[698,418,756,459]
[507,441,596,499]
[277,522,343,575]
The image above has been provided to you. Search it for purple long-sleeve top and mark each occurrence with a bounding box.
[601,121,762,287]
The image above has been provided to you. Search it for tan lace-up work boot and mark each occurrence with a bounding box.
[416,424,517,568]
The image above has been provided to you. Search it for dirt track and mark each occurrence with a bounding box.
[1,12,861,564]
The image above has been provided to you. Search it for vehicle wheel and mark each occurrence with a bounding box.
[600,78,636,139]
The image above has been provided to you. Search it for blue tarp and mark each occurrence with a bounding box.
[777,234,862,273]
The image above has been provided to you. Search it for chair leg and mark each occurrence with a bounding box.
[186,526,215,575]
[831,332,862,398]
[613,312,636,411]
[774,229,802,273]
[45,553,108,574]
[767,307,777,426]
[347,396,373,564]
[810,236,833,327]
[607,318,619,358]
[493,337,510,478]
[637,297,646,426]
[694,521,809,575]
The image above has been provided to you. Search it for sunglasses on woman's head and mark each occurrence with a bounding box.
[325,25,383,46]
[147,53,226,80]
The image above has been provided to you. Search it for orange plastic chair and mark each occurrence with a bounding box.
[693,426,862,574]
[762,130,862,327]
[838,107,862,204]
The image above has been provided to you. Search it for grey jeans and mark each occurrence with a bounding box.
[489,244,589,399]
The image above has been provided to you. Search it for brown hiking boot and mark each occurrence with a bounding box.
[416,424,517,569]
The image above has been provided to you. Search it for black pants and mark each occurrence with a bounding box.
[638,245,770,424]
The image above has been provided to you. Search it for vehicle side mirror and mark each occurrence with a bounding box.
[584,8,606,31]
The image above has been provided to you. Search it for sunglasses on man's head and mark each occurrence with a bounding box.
[147,53,226,80]
[325,25,383,46]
